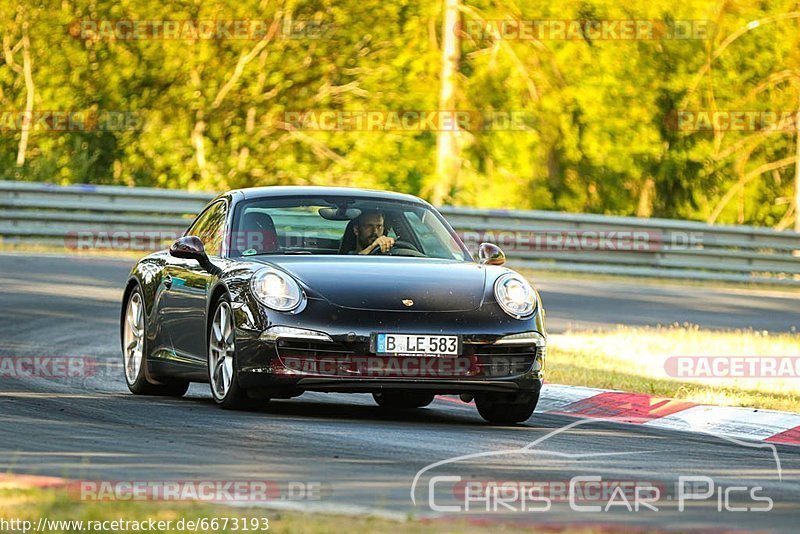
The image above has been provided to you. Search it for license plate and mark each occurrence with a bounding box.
[373,334,460,356]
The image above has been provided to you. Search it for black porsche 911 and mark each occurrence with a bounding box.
[120,187,546,424]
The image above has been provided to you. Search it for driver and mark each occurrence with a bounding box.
[352,209,395,254]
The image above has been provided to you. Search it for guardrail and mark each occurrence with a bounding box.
[1,180,799,285]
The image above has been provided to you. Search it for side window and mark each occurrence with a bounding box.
[186,201,227,257]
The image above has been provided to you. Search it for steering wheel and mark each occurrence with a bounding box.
[369,239,425,257]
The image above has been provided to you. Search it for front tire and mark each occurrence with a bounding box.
[475,390,540,425]
[208,295,257,410]
[373,391,435,410]
[122,287,189,397]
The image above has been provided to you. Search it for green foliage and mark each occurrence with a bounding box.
[0,0,798,227]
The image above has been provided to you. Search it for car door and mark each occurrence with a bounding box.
[161,200,227,365]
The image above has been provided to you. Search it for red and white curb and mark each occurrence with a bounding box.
[438,384,800,444]
[537,384,800,445]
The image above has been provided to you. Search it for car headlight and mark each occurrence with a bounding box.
[250,267,305,311]
[494,273,537,318]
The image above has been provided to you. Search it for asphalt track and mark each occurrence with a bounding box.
[1,253,799,531]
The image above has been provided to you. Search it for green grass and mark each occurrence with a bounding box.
[548,326,800,412]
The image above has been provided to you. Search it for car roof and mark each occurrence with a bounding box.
[230,186,428,205]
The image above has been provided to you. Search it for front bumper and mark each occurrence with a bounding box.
[233,295,546,395]
[236,331,545,394]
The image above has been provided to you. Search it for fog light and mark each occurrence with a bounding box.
[260,326,333,342]
[494,331,546,346]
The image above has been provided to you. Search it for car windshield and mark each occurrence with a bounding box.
[229,196,471,261]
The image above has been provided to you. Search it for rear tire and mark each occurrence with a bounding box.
[373,391,435,410]
[475,390,540,425]
[122,287,189,397]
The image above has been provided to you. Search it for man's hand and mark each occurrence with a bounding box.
[360,235,395,254]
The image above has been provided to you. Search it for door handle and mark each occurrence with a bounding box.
[164,275,173,289]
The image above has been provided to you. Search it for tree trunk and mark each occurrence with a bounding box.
[636,177,655,218]
[429,0,460,206]
[16,22,34,167]
[191,111,208,182]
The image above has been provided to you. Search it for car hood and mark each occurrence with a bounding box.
[254,256,487,312]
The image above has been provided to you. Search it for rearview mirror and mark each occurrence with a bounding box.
[478,242,505,266]
[318,207,362,221]
[169,236,220,275]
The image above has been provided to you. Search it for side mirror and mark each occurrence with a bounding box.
[478,242,506,266]
[170,235,207,260]
[169,236,220,274]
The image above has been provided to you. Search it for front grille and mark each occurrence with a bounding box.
[277,339,356,358]
[276,339,356,376]
[470,344,538,378]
